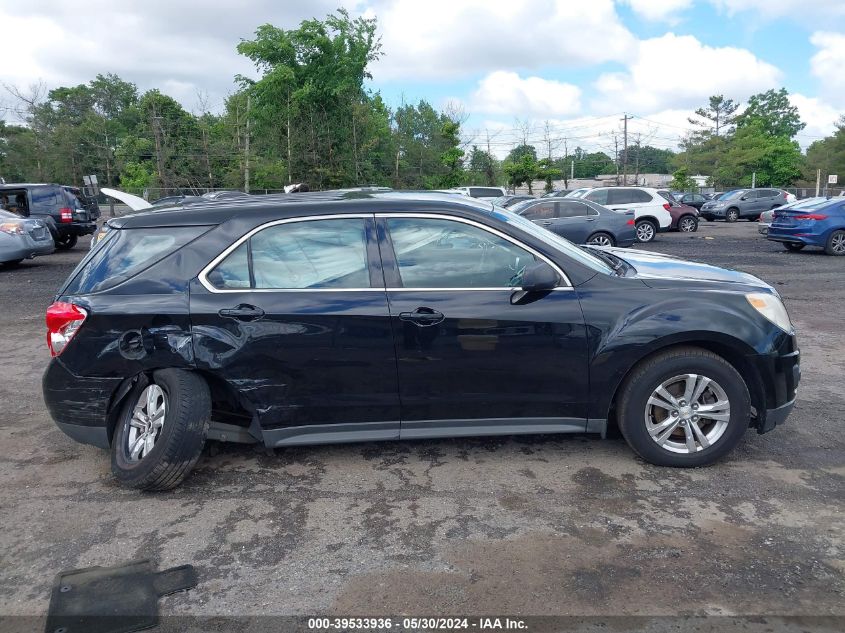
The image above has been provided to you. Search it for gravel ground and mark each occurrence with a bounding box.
[0,220,842,628]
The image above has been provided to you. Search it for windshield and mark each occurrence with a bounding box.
[566,189,589,198]
[492,208,614,275]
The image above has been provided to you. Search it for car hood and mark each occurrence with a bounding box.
[597,246,773,290]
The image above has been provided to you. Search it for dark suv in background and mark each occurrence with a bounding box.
[0,183,99,249]
[700,189,789,222]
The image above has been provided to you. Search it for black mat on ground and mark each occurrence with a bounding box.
[44,559,197,633]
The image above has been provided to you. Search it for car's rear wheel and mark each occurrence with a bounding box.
[725,208,739,223]
[635,220,657,243]
[587,232,615,247]
[55,234,78,250]
[617,347,750,467]
[783,242,805,252]
[678,216,698,232]
[825,230,845,256]
[111,369,210,491]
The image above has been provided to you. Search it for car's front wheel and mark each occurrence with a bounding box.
[111,369,210,490]
[725,208,739,223]
[825,230,845,256]
[678,216,698,232]
[635,220,657,243]
[587,232,615,247]
[617,347,750,467]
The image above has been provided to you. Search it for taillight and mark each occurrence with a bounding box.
[46,302,87,357]
[627,219,635,225]
[59,207,73,223]
[796,214,828,221]
[662,202,671,211]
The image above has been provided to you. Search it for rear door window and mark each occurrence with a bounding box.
[520,202,557,220]
[30,186,58,213]
[62,226,209,295]
[585,189,608,205]
[558,200,594,217]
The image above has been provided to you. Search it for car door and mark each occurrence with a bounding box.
[544,200,597,243]
[518,200,557,229]
[189,214,401,445]
[377,214,590,438]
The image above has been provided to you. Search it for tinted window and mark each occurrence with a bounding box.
[386,218,536,289]
[722,190,746,200]
[520,202,557,220]
[632,189,653,202]
[585,189,608,204]
[63,226,208,295]
[30,186,58,212]
[207,242,251,289]
[228,218,371,289]
[558,200,595,217]
[608,189,634,204]
[469,187,503,198]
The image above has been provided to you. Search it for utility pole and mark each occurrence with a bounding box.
[816,169,821,197]
[570,159,574,181]
[620,114,632,185]
[244,95,251,193]
[151,112,166,194]
[751,172,756,189]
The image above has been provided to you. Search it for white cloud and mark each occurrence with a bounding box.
[810,31,845,104]
[789,93,841,146]
[619,0,692,22]
[370,0,637,81]
[592,33,782,113]
[470,71,581,118]
[708,0,845,19]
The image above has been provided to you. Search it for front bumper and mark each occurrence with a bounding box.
[750,339,800,434]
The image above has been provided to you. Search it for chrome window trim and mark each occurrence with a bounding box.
[198,211,572,293]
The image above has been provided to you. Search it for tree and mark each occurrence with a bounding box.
[688,95,739,137]
[536,158,561,193]
[506,144,537,164]
[804,116,845,184]
[466,146,498,186]
[503,152,539,193]
[714,121,803,187]
[736,88,805,139]
[669,167,698,192]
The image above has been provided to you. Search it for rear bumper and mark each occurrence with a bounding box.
[767,229,824,247]
[57,221,97,237]
[42,358,120,446]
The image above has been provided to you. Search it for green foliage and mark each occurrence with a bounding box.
[804,116,845,184]
[536,158,562,193]
[688,95,739,137]
[503,152,538,193]
[736,88,805,139]
[669,167,698,192]
[466,146,499,186]
[555,150,614,179]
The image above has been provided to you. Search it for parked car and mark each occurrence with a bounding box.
[767,197,845,255]
[700,189,790,222]
[657,191,700,232]
[42,191,799,490]
[567,186,673,242]
[0,183,98,249]
[446,186,507,200]
[492,195,535,209]
[676,193,708,210]
[0,209,55,265]
[511,197,636,247]
[541,189,572,198]
[758,198,827,235]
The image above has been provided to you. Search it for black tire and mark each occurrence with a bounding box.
[55,234,78,250]
[111,369,210,491]
[587,232,615,247]
[616,346,751,467]
[1,259,23,267]
[783,242,805,252]
[825,229,845,256]
[725,208,739,223]
[635,219,657,243]
[703,216,714,222]
[678,215,698,232]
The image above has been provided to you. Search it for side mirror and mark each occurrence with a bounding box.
[740,195,748,201]
[520,260,560,292]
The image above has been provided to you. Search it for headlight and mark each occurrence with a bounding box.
[746,292,792,333]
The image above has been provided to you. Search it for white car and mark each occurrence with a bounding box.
[445,186,507,200]
[566,186,672,242]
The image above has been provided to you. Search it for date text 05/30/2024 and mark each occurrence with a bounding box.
[307,617,528,630]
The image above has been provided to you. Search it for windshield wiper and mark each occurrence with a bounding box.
[580,246,628,276]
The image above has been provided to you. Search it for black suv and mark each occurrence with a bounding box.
[0,183,99,249]
[43,192,799,490]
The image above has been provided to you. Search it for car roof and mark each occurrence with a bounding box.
[109,190,497,229]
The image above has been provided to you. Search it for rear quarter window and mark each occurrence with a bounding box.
[62,226,208,295]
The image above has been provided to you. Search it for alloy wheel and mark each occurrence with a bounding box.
[636,222,655,242]
[589,234,613,246]
[644,374,730,454]
[679,217,697,232]
[831,232,845,255]
[126,385,167,462]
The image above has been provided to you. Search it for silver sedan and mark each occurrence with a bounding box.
[0,210,55,266]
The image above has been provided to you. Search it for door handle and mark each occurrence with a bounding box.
[399,307,445,327]
[539,220,552,226]
[218,304,265,321]
[585,217,596,222]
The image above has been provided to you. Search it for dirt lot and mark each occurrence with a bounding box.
[0,220,843,626]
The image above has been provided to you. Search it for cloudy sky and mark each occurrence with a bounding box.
[1,0,844,157]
